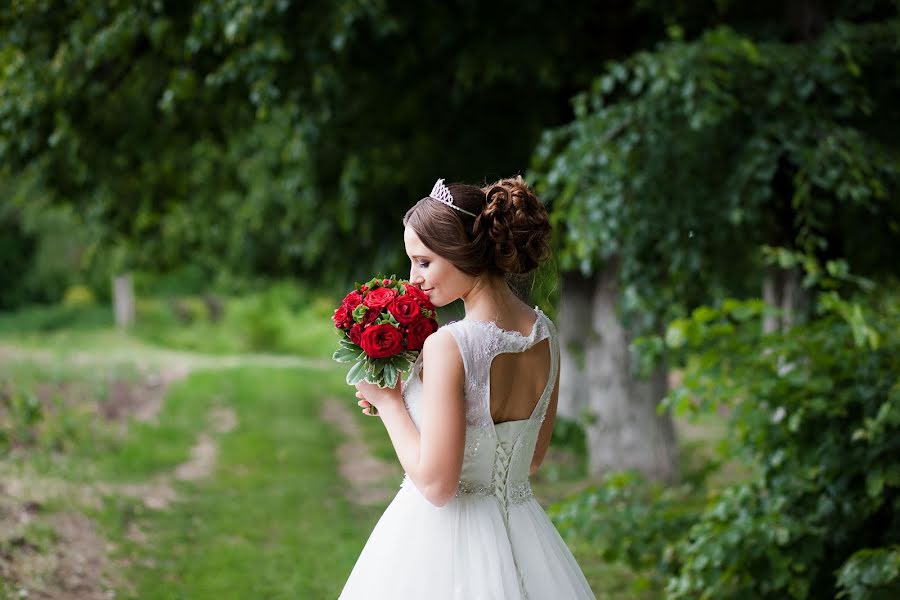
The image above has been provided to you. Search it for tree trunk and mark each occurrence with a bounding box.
[556,271,593,420]
[762,266,807,333]
[762,265,782,334]
[112,273,135,329]
[583,257,680,484]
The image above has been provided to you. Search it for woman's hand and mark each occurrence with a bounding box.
[355,379,402,417]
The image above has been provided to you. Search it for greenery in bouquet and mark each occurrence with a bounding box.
[332,275,439,409]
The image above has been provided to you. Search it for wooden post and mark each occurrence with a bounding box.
[112,273,135,329]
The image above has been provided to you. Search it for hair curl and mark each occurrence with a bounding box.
[402,176,551,277]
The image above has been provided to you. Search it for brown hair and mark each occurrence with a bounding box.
[402,176,551,277]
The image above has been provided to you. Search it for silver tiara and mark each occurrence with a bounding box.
[429,178,478,218]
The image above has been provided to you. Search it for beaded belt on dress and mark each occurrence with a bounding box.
[400,475,534,505]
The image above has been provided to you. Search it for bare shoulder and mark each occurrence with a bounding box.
[420,327,464,390]
[422,327,461,362]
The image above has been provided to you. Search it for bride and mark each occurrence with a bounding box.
[339,176,596,599]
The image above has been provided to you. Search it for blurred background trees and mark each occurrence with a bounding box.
[2,1,900,597]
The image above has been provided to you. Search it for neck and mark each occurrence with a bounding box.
[461,274,519,322]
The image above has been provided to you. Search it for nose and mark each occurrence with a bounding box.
[409,266,424,286]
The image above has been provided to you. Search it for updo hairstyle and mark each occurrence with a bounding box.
[402,175,551,277]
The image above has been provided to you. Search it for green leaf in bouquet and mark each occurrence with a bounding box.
[384,363,398,389]
[333,346,360,363]
[371,358,386,376]
[346,359,367,385]
[351,303,368,323]
[390,355,411,372]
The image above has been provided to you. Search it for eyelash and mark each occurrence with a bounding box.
[417,261,429,268]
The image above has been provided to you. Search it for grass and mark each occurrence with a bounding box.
[0,301,736,599]
[94,367,384,599]
[1,359,391,599]
[0,288,340,361]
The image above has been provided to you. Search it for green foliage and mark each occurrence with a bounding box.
[0,1,661,287]
[61,284,97,308]
[656,291,900,599]
[0,361,123,454]
[836,546,900,600]
[548,416,588,456]
[550,470,702,590]
[561,283,900,598]
[0,303,112,334]
[130,282,337,357]
[530,17,900,330]
[0,178,99,309]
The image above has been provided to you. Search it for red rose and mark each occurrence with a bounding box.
[364,286,398,311]
[341,290,364,311]
[360,323,404,358]
[404,283,435,310]
[348,323,363,345]
[388,295,422,325]
[382,279,390,286]
[333,306,351,330]
[406,317,438,351]
[361,306,380,324]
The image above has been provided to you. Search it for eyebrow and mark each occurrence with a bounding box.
[409,255,429,260]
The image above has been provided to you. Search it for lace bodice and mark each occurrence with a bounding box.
[400,306,560,508]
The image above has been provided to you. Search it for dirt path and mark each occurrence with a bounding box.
[1,337,403,597]
[0,342,332,374]
[0,399,240,600]
[0,340,292,599]
[319,397,400,507]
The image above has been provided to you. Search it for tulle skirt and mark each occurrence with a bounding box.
[338,480,596,599]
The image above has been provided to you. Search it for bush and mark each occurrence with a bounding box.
[836,547,900,600]
[0,371,95,454]
[62,284,97,308]
[232,285,298,351]
[660,294,900,599]
[550,470,702,592]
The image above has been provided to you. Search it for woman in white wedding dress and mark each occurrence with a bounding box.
[339,176,596,599]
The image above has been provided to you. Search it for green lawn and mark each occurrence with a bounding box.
[94,367,383,598]
[0,327,391,598]
[0,302,731,599]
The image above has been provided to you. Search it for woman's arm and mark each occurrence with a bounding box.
[529,366,560,476]
[358,329,466,507]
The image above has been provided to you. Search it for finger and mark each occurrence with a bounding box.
[357,400,370,407]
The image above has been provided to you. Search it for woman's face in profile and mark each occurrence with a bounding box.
[404,226,472,308]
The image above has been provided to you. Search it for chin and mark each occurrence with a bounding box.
[427,294,446,308]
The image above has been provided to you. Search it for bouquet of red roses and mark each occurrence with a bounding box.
[332,275,439,411]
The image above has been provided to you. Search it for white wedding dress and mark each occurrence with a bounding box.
[338,307,596,599]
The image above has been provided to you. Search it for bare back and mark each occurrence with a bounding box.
[489,339,552,423]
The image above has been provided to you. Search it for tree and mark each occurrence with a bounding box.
[530,11,900,481]
[0,0,667,292]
